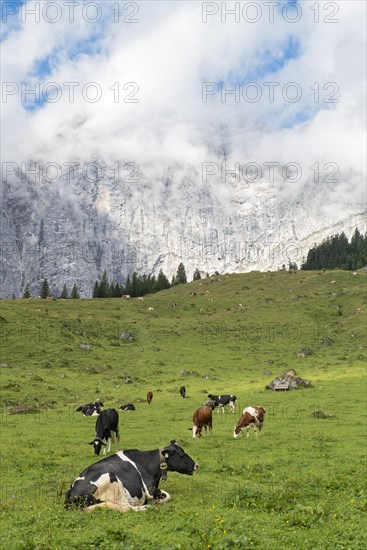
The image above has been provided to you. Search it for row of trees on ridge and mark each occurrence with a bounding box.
[19,230,366,298]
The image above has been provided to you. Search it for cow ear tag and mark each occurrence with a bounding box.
[164,452,169,459]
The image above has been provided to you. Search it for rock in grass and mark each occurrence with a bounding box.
[9,404,38,415]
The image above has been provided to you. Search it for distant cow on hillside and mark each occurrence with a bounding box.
[147,391,153,405]
[119,404,136,411]
[233,406,266,438]
[180,386,186,398]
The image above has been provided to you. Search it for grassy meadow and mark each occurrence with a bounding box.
[0,270,366,549]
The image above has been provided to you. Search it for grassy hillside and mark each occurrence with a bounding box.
[0,270,366,549]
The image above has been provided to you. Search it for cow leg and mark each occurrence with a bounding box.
[116,430,120,451]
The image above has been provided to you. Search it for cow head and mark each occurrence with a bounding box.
[206,396,217,409]
[89,437,106,455]
[160,440,198,475]
[233,425,242,438]
[192,425,203,438]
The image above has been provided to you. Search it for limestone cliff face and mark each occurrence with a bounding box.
[0,163,364,297]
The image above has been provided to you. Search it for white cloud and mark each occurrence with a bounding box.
[1,0,366,222]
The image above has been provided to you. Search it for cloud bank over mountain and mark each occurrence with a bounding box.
[1,1,366,296]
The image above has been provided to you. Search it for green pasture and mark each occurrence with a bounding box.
[0,270,366,549]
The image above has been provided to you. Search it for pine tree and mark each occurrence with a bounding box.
[92,281,99,298]
[114,282,122,297]
[150,275,157,293]
[40,278,50,298]
[131,272,140,297]
[156,269,171,291]
[302,230,367,271]
[124,275,131,295]
[98,270,110,298]
[193,268,201,281]
[60,284,68,299]
[71,284,80,299]
[175,263,187,285]
[23,284,31,299]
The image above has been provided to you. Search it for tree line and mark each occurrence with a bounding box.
[21,228,365,299]
[92,263,202,298]
[301,229,367,271]
[21,263,203,299]
[22,280,80,299]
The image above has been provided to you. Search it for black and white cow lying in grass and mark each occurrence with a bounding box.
[76,401,103,416]
[65,440,198,512]
[119,403,136,411]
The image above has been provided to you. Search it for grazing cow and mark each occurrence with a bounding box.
[147,307,154,314]
[122,294,130,300]
[192,406,212,438]
[137,296,144,301]
[119,404,136,411]
[180,386,186,398]
[89,409,119,456]
[207,394,236,413]
[147,391,153,405]
[233,406,266,438]
[65,440,198,512]
[76,401,103,416]
[356,308,363,315]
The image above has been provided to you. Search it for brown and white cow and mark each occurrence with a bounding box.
[233,406,265,439]
[192,406,212,438]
